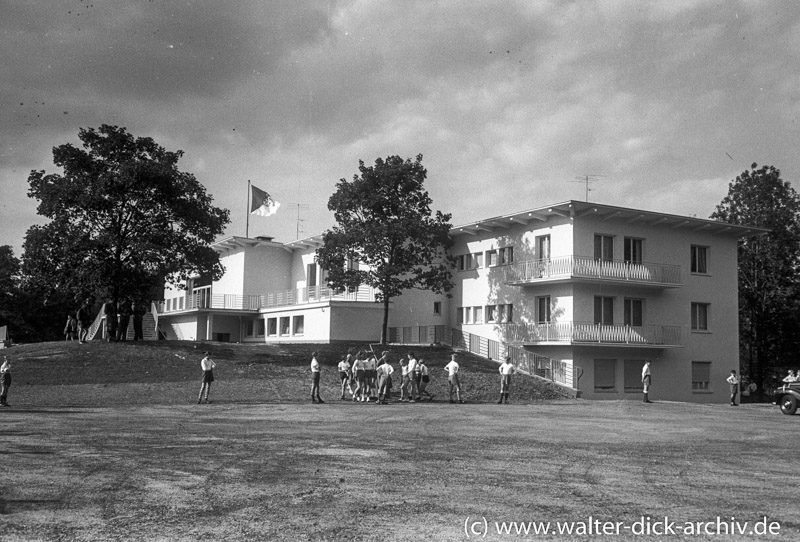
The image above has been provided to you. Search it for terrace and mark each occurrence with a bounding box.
[504,255,682,288]
[504,321,682,348]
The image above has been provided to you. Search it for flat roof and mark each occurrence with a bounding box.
[450,200,770,238]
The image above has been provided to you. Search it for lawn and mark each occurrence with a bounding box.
[0,341,797,541]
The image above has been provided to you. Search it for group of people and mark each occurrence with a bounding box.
[320,349,465,405]
[65,298,146,343]
[782,369,800,383]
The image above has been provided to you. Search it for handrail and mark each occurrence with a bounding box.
[504,255,682,286]
[504,321,681,346]
[85,307,105,341]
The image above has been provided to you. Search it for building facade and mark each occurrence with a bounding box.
[156,201,765,403]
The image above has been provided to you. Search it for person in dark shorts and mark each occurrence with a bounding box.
[337,354,352,400]
[310,351,324,403]
[1,357,12,407]
[76,299,92,343]
[198,351,216,404]
[498,356,516,404]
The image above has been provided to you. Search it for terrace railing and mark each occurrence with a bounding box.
[504,256,681,287]
[387,325,577,389]
[157,284,377,313]
[504,321,681,347]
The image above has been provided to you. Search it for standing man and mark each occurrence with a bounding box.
[498,356,516,404]
[406,352,419,402]
[103,297,117,341]
[417,359,434,401]
[727,370,740,406]
[444,352,463,404]
[337,353,352,400]
[198,351,216,404]
[76,299,92,344]
[376,354,394,404]
[131,300,145,341]
[116,297,131,341]
[642,360,652,403]
[0,356,11,407]
[310,351,325,404]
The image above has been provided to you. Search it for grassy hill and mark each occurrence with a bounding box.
[2,340,573,406]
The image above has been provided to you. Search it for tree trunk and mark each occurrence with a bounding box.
[380,295,391,345]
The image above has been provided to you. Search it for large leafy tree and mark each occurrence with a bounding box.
[316,154,455,343]
[711,163,800,396]
[23,125,230,310]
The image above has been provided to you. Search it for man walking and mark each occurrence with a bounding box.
[310,351,325,404]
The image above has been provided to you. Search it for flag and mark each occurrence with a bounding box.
[250,184,280,216]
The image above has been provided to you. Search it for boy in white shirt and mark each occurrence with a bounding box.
[498,356,515,404]
[444,353,463,404]
[726,370,740,406]
[198,352,216,404]
[337,355,352,400]
[310,351,324,404]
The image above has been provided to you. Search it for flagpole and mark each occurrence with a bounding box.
[246,180,250,238]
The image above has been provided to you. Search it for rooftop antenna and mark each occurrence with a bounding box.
[570,174,603,202]
[283,203,310,239]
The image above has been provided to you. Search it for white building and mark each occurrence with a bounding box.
[157,200,766,402]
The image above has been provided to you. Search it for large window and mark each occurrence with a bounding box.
[280,316,290,335]
[692,361,711,391]
[691,303,709,331]
[624,360,644,392]
[245,319,266,338]
[267,318,277,336]
[594,359,617,392]
[691,245,708,274]
[293,315,304,335]
[594,234,614,261]
[624,298,643,327]
[536,296,551,323]
[594,296,614,325]
[499,246,514,265]
[624,237,643,264]
[307,263,317,287]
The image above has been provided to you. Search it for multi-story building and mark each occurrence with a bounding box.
[156,200,766,403]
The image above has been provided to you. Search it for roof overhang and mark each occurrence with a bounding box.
[450,200,770,238]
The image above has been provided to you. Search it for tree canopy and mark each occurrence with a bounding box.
[316,154,455,343]
[23,125,230,308]
[711,163,800,394]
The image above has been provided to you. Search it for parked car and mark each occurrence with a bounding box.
[773,383,800,415]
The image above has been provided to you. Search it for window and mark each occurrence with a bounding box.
[624,360,644,392]
[536,296,551,323]
[307,263,317,287]
[624,298,643,327]
[594,234,614,261]
[691,303,709,331]
[473,253,483,268]
[692,361,711,391]
[346,257,358,271]
[433,301,441,315]
[486,250,498,267]
[594,359,617,392]
[485,305,497,323]
[267,318,277,336]
[293,315,304,335]
[499,246,514,265]
[458,253,483,270]
[537,235,551,260]
[256,319,265,336]
[457,307,464,325]
[280,316,290,335]
[472,306,483,324]
[245,320,254,337]
[691,245,708,274]
[624,237,643,264]
[594,296,614,325]
[246,319,265,338]
[485,304,513,323]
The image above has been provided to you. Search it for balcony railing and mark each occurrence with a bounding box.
[504,256,682,287]
[157,284,377,313]
[504,321,682,347]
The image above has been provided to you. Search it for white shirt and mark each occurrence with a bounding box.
[338,360,350,373]
[419,364,428,376]
[444,360,459,376]
[311,358,320,373]
[642,364,651,380]
[727,374,739,385]
[499,361,515,375]
[201,356,215,371]
[407,358,418,374]
[0,361,10,374]
[377,363,394,377]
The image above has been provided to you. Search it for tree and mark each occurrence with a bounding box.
[316,154,455,344]
[710,163,800,397]
[23,125,230,312]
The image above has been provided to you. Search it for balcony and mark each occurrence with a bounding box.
[504,256,681,288]
[504,321,682,348]
[158,284,377,314]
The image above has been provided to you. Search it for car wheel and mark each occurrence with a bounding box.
[780,395,798,415]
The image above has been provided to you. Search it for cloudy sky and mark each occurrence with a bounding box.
[2,0,799,257]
